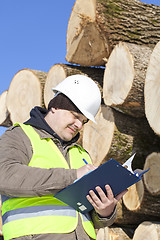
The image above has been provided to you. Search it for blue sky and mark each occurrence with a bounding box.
[0,0,159,135]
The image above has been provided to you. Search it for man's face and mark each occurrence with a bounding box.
[47,108,88,141]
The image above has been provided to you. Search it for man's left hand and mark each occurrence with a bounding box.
[86,185,128,217]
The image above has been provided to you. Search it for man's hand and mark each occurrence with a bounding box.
[86,185,128,217]
[76,164,97,179]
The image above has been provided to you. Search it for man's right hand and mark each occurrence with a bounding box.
[76,164,97,179]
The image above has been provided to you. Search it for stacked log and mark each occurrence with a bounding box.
[122,177,160,222]
[44,63,104,107]
[83,105,115,166]
[83,105,160,168]
[133,221,160,240]
[143,152,160,196]
[0,91,12,127]
[6,69,47,124]
[96,225,132,240]
[1,0,160,239]
[66,0,160,66]
[103,42,152,117]
[144,41,160,135]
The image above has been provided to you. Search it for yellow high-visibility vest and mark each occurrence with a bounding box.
[1,123,96,240]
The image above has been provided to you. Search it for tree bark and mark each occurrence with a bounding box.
[133,221,160,240]
[66,0,160,66]
[144,41,160,135]
[143,152,160,196]
[115,199,160,226]
[44,63,104,107]
[6,69,47,124]
[83,107,160,168]
[103,42,152,117]
[106,109,160,169]
[0,91,12,127]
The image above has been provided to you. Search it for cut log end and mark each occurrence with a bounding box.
[66,0,108,66]
[103,42,134,106]
[123,180,144,211]
[133,221,160,240]
[144,152,160,195]
[83,105,115,166]
[0,91,12,127]
[97,226,132,240]
[44,64,66,107]
[103,42,152,118]
[66,22,108,66]
[145,41,160,135]
[7,69,46,124]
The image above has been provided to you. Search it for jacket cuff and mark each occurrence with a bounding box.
[91,206,117,229]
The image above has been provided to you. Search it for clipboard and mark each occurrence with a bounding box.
[54,154,149,213]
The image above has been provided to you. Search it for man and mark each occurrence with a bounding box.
[0,75,127,240]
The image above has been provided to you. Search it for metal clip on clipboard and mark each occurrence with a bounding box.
[122,153,149,178]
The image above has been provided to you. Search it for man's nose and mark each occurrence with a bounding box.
[75,118,83,129]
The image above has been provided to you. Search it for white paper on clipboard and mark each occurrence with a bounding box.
[122,153,149,177]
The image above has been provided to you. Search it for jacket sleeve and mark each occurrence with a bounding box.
[0,126,77,197]
[90,206,117,229]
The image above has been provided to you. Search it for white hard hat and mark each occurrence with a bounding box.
[52,74,101,123]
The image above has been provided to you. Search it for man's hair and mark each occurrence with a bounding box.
[48,93,82,114]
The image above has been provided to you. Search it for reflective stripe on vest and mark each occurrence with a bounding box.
[2,123,96,240]
[2,205,76,224]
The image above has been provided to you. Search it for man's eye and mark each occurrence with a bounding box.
[71,112,77,118]
[71,111,88,124]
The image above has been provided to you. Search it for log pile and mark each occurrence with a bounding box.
[0,0,160,239]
